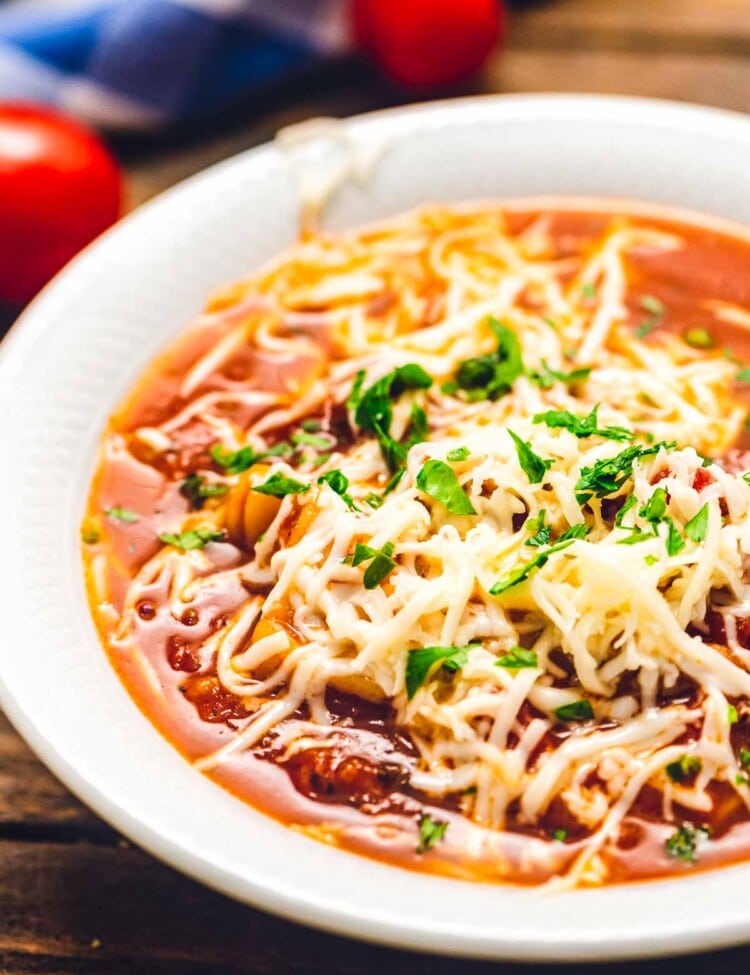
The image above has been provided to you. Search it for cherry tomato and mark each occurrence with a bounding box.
[0,103,122,305]
[352,0,504,89]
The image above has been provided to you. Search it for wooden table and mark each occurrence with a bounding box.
[4,1,750,971]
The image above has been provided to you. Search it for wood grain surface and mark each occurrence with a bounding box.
[4,1,750,970]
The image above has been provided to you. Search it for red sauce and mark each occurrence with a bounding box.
[83,204,750,886]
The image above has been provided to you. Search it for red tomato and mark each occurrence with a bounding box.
[352,0,504,89]
[0,103,122,305]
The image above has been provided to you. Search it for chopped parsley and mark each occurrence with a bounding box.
[665,824,709,863]
[490,536,579,595]
[405,644,474,699]
[684,503,709,543]
[616,530,654,546]
[554,699,594,722]
[180,472,229,509]
[508,430,554,484]
[416,814,448,854]
[345,541,396,589]
[450,317,524,401]
[533,404,632,442]
[105,506,138,523]
[729,704,740,724]
[405,402,429,447]
[252,473,310,497]
[383,466,406,496]
[683,327,714,350]
[581,282,597,299]
[644,554,659,566]
[527,359,591,390]
[496,646,538,669]
[447,446,471,462]
[558,523,591,542]
[736,367,750,384]
[349,363,432,472]
[291,429,330,450]
[666,755,702,783]
[575,442,674,505]
[525,509,551,548]
[737,748,750,787]
[158,528,225,550]
[615,494,637,526]
[551,828,568,842]
[317,469,357,510]
[635,294,665,338]
[666,519,685,556]
[416,459,477,515]
[639,486,668,523]
[210,441,291,475]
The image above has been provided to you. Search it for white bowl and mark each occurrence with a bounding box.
[4,94,750,962]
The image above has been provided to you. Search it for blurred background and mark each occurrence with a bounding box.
[2,2,750,973]
[1,0,750,322]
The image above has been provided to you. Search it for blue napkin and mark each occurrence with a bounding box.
[0,0,347,130]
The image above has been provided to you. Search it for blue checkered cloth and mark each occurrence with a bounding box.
[0,0,347,130]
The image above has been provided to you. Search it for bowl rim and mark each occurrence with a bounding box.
[5,92,750,962]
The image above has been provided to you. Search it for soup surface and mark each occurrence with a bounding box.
[84,201,750,886]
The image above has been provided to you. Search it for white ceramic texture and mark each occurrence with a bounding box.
[3,94,750,962]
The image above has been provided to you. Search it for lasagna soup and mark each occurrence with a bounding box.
[83,202,750,886]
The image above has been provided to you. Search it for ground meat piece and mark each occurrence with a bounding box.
[182,675,248,723]
[284,745,408,805]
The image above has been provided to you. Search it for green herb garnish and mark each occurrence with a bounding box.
[317,469,357,510]
[639,486,668,523]
[665,824,709,863]
[558,524,591,542]
[496,646,538,669]
[345,541,396,589]
[554,699,594,722]
[291,429,330,450]
[508,429,554,484]
[210,441,291,475]
[575,442,674,505]
[581,282,597,299]
[447,446,471,462]
[252,472,310,497]
[451,317,523,401]
[158,528,225,550]
[533,404,632,442]
[635,294,665,338]
[525,510,551,548]
[684,503,709,543]
[729,705,740,724]
[405,645,474,699]
[551,828,568,842]
[666,519,685,556]
[405,402,429,447]
[489,537,579,595]
[350,363,432,471]
[180,472,229,509]
[666,755,702,783]
[527,359,591,390]
[416,814,448,854]
[416,459,477,515]
[105,506,138,523]
[616,530,654,546]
